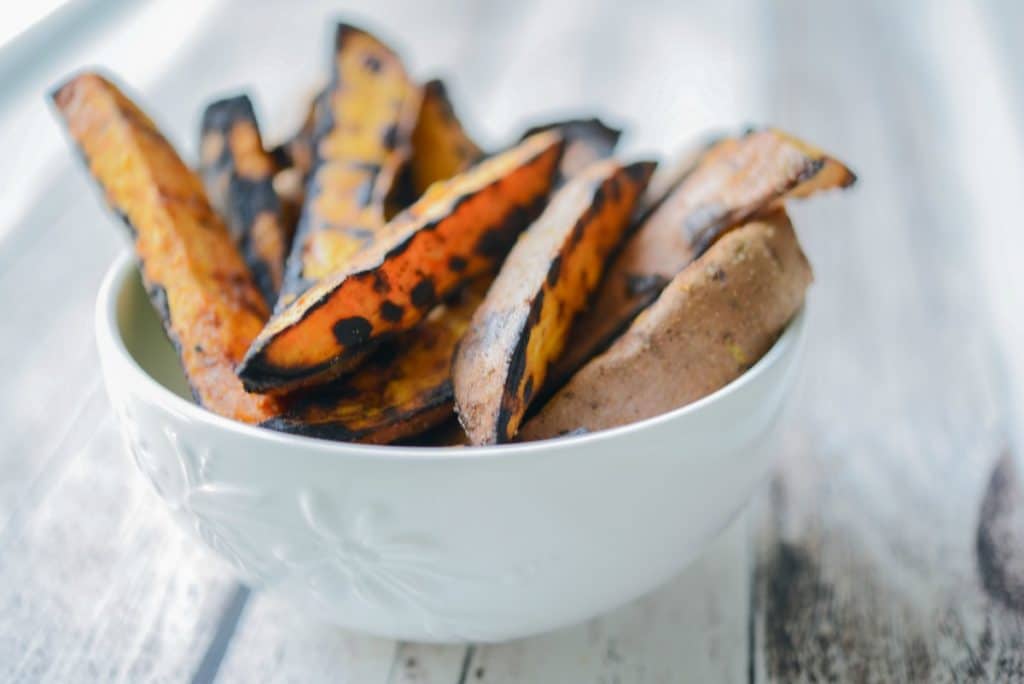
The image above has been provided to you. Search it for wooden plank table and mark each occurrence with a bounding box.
[2,1,1022,681]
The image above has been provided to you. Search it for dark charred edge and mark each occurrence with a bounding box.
[144,279,203,405]
[386,159,417,215]
[261,415,358,441]
[688,151,822,259]
[268,143,292,170]
[794,157,826,184]
[262,386,454,444]
[200,94,257,140]
[495,289,546,443]
[423,79,455,121]
[546,254,563,287]
[198,93,286,306]
[839,164,858,187]
[237,342,377,394]
[624,160,658,185]
[251,138,564,385]
[976,450,1024,613]
[519,117,623,152]
[233,183,284,304]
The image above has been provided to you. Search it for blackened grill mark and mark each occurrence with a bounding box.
[380,300,404,322]
[381,123,401,150]
[546,254,563,287]
[795,157,826,184]
[625,160,657,183]
[523,376,535,404]
[448,255,467,272]
[606,175,622,204]
[411,278,436,309]
[333,316,373,347]
[496,289,545,442]
[371,271,390,293]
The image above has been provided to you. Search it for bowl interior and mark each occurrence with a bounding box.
[117,269,192,401]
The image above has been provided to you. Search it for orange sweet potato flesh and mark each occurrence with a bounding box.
[453,159,656,444]
[549,128,855,389]
[263,278,488,443]
[410,79,483,195]
[200,94,294,305]
[237,130,565,394]
[521,211,811,440]
[278,24,421,305]
[52,73,278,423]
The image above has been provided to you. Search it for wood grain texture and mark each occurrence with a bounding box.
[749,1,1024,681]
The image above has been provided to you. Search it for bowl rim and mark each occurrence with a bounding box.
[97,249,807,462]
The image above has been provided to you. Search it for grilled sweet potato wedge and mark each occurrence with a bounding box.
[549,128,854,388]
[200,94,293,305]
[453,159,656,444]
[263,278,487,443]
[278,23,421,304]
[522,118,621,187]
[521,211,811,440]
[411,79,483,195]
[52,73,278,423]
[237,130,565,394]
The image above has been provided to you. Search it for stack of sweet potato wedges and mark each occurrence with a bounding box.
[52,22,854,446]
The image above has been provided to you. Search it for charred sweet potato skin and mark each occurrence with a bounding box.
[200,95,292,305]
[53,73,278,423]
[238,131,565,394]
[279,24,421,303]
[521,211,812,440]
[262,278,487,444]
[550,128,855,388]
[410,79,483,195]
[453,159,655,444]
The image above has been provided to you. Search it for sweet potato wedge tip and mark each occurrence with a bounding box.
[52,72,278,424]
[263,278,488,444]
[521,210,811,440]
[521,118,621,187]
[454,158,656,444]
[200,94,293,305]
[237,130,566,394]
[411,79,483,196]
[549,127,855,390]
[278,23,421,304]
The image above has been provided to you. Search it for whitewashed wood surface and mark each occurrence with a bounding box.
[1,0,1022,681]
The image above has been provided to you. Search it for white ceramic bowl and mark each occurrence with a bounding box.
[96,250,807,643]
